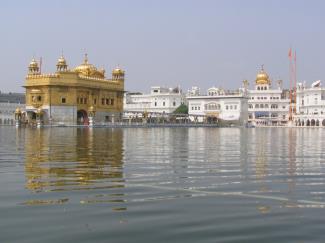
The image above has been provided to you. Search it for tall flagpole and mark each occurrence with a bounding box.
[294,50,297,114]
[39,57,42,73]
[288,48,292,121]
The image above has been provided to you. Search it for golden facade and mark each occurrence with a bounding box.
[24,54,125,125]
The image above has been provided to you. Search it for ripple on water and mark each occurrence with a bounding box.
[1,127,325,243]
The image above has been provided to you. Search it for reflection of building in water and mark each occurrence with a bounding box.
[24,128,124,193]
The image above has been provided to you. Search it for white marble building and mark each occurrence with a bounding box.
[0,92,25,125]
[186,86,248,125]
[123,86,185,117]
[295,80,325,126]
[248,67,290,126]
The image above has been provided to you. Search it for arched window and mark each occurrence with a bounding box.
[311,119,316,126]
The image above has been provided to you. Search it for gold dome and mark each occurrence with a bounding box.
[255,66,270,85]
[29,58,39,68]
[88,106,95,112]
[74,54,105,78]
[57,55,67,66]
[15,107,22,114]
[112,66,125,75]
[56,55,68,71]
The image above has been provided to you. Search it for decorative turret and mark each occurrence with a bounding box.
[28,58,40,74]
[56,55,68,71]
[112,66,125,81]
[243,79,249,89]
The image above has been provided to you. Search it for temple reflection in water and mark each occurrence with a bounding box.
[24,128,124,194]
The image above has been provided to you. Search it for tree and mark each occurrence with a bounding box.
[173,104,188,114]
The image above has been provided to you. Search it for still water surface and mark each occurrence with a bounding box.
[1,126,325,242]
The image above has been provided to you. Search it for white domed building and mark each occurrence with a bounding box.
[247,66,290,126]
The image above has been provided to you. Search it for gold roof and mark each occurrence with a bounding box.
[57,55,67,66]
[74,54,105,78]
[29,58,39,68]
[255,66,270,85]
[88,106,95,112]
[112,66,125,75]
[15,107,22,114]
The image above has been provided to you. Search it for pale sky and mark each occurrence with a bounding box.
[1,0,325,93]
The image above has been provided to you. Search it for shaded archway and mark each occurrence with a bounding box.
[77,110,89,125]
[311,119,316,126]
[302,120,305,126]
[306,120,310,126]
[322,119,325,126]
[316,120,320,126]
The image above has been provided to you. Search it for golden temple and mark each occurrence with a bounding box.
[24,54,125,125]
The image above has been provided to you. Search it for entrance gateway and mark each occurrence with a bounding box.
[77,110,88,125]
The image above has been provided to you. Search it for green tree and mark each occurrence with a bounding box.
[173,104,188,114]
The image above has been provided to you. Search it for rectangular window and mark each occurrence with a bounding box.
[111,99,114,105]
[102,98,105,105]
[106,98,109,105]
[94,98,97,105]
[155,102,157,106]
[61,97,66,104]
[84,98,87,104]
[163,101,165,106]
[77,97,80,104]
[173,101,176,106]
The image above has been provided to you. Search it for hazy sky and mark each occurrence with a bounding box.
[1,0,325,93]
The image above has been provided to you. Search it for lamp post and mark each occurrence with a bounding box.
[88,106,96,127]
[36,108,43,128]
[14,108,22,127]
